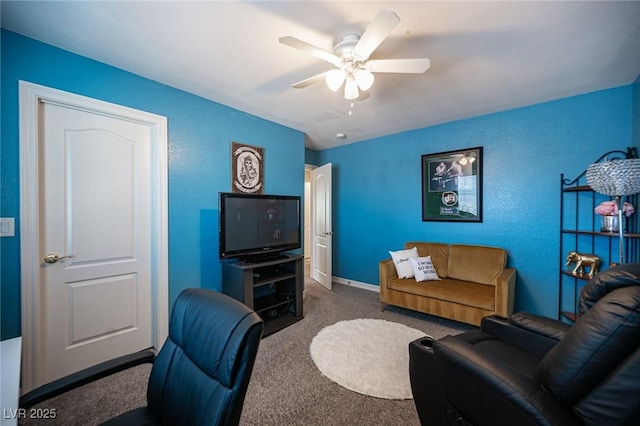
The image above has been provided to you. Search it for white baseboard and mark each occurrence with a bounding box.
[332,276,380,293]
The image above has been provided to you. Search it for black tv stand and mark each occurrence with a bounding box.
[237,252,289,265]
[221,254,303,337]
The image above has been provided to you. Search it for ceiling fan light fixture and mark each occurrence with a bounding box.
[354,68,374,91]
[325,69,347,91]
[344,76,359,100]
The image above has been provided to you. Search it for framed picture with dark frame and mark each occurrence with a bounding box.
[231,141,264,194]
[421,147,483,222]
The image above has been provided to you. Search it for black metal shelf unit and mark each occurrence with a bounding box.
[559,148,640,322]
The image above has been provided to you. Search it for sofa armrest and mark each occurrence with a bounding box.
[378,259,398,301]
[481,315,563,359]
[379,258,397,279]
[433,336,581,426]
[494,267,516,317]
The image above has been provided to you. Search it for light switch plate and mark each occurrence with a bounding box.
[0,218,15,237]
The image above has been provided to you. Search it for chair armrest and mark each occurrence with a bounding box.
[481,314,566,359]
[494,267,516,317]
[409,337,447,426]
[20,349,156,409]
[434,336,581,426]
[509,312,571,341]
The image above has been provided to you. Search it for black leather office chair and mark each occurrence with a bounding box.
[409,263,640,426]
[20,288,264,425]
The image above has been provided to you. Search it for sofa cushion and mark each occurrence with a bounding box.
[389,247,419,279]
[410,256,441,282]
[406,242,449,279]
[388,277,495,311]
[447,244,507,285]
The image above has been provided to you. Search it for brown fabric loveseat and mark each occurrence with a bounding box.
[379,242,516,326]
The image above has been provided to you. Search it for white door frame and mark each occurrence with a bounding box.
[304,165,315,259]
[18,81,169,392]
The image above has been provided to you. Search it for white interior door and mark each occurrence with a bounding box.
[311,163,332,290]
[19,82,169,392]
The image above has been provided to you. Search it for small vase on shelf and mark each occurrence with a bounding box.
[600,215,619,233]
[595,200,634,233]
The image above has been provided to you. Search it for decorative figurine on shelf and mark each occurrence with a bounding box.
[594,200,635,232]
[565,251,601,278]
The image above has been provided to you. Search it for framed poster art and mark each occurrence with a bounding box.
[421,147,483,222]
[231,141,264,194]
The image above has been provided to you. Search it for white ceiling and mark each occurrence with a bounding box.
[2,1,640,150]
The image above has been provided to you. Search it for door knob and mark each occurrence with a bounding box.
[43,253,73,264]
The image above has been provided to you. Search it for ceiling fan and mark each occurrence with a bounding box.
[279,11,430,100]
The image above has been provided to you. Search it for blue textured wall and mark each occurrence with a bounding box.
[319,86,634,318]
[0,30,305,339]
[305,148,321,166]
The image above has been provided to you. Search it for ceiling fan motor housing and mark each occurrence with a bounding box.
[334,34,364,62]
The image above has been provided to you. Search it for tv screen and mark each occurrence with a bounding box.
[219,192,301,261]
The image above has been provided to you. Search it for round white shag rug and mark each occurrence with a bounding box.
[309,318,429,400]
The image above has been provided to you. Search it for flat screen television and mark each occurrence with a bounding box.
[219,192,301,262]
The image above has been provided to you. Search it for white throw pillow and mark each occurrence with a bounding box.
[389,247,419,279]
[410,256,441,282]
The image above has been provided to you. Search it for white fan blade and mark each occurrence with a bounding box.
[292,71,329,89]
[279,36,342,67]
[353,11,400,60]
[366,58,431,74]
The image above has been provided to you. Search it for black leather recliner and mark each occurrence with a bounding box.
[20,288,264,425]
[409,263,640,426]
